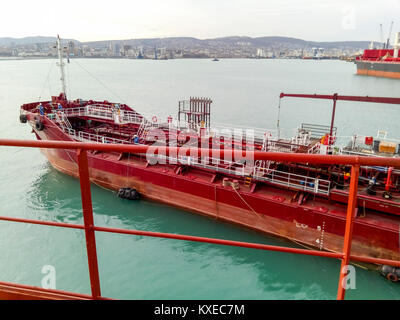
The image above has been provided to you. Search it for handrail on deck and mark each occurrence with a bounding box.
[0,138,400,300]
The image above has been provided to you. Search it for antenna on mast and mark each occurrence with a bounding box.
[56,34,67,99]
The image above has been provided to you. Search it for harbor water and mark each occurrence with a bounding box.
[0,58,400,299]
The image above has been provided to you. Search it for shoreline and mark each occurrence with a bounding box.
[0,56,344,61]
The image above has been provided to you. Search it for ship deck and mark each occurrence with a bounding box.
[118,153,400,234]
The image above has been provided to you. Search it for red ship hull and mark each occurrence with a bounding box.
[29,114,400,263]
[356,61,400,79]
[355,48,400,79]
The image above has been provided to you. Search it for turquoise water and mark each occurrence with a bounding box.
[0,58,400,299]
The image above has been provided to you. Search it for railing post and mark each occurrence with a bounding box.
[77,148,102,299]
[337,164,359,300]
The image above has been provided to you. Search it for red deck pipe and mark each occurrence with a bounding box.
[279,93,400,105]
[2,139,400,167]
[0,281,98,300]
[93,226,343,259]
[0,216,85,230]
[2,214,400,269]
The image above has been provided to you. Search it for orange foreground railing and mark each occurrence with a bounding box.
[0,139,400,300]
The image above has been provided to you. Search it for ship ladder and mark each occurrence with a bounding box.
[55,111,72,130]
[61,113,72,129]
[137,119,151,139]
[137,121,145,138]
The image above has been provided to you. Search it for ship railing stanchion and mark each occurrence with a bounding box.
[77,148,102,299]
[337,164,359,300]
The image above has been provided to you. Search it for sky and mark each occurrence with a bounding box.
[1,0,400,42]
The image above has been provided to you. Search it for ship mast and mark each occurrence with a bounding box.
[56,34,67,99]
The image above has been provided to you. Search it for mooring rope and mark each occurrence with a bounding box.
[72,59,128,104]
[231,186,262,220]
[38,59,55,101]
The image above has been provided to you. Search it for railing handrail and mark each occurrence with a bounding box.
[60,105,279,140]
[2,139,400,167]
[1,138,400,300]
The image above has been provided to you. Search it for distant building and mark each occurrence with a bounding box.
[256,48,266,58]
[114,43,121,56]
[122,45,132,56]
[68,41,76,56]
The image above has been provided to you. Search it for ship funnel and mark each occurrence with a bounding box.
[394,32,400,58]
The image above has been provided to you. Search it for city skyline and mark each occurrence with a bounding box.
[0,35,367,60]
[1,0,399,43]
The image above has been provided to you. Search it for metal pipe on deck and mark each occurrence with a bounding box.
[280,93,400,105]
[2,139,400,167]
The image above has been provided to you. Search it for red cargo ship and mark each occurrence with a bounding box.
[20,37,400,279]
[355,32,400,79]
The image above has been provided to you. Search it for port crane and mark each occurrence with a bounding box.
[379,22,394,49]
[380,24,384,49]
[385,21,394,49]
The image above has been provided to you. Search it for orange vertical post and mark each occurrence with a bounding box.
[337,164,359,300]
[77,149,102,299]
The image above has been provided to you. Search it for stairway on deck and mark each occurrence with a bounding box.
[295,139,319,153]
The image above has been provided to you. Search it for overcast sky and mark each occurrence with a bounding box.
[1,0,399,42]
